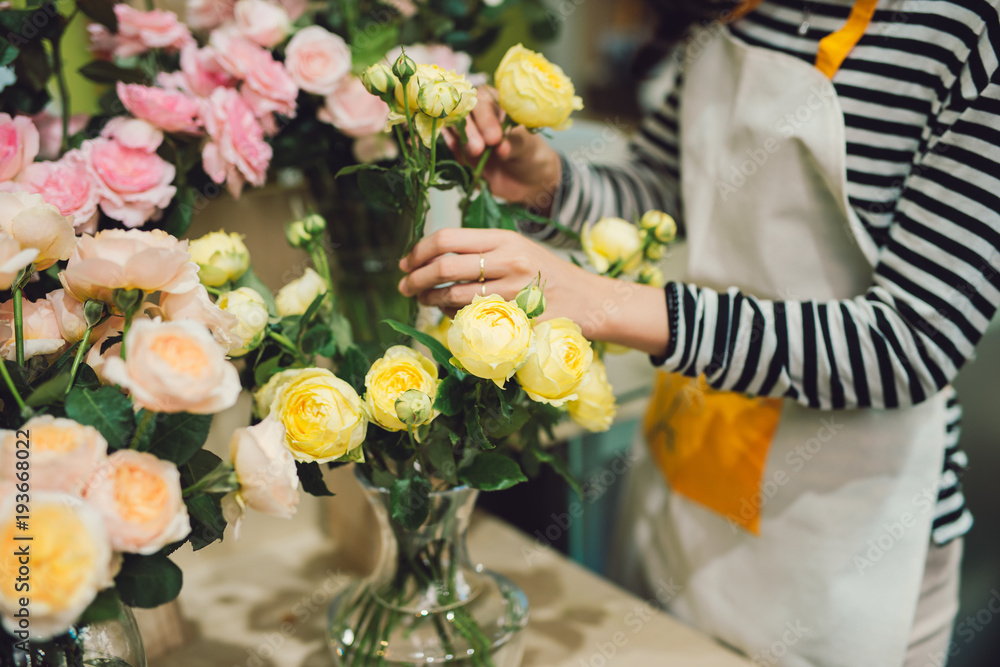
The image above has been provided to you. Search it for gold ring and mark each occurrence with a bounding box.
[478,253,486,283]
[480,282,487,297]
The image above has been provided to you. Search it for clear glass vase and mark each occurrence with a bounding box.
[0,597,146,667]
[327,475,529,667]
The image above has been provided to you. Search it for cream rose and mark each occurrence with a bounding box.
[0,416,108,494]
[158,284,241,352]
[0,297,65,361]
[448,294,533,388]
[284,25,351,95]
[581,217,643,274]
[515,317,593,406]
[256,368,366,463]
[275,267,328,317]
[0,233,38,290]
[494,44,583,130]
[0,492,116,639]
[222,416,298,537]
[83,450,190,554]
[567,358,617,432]
[365,346,441,432]
[217,286,268,356]
[0,191,76,271]
[188,230,251,287]
[100,318,241,414]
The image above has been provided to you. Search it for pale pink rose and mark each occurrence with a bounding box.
[234,0,291,48]
[185,0,236,31]
[222,416,298,536]
[318,76,390,138]
[85,333,123,385]
[15,151,100,229]
[210,30,297,120]
[99,117,164,153]
[32,111,90,160]
[87,23,117,60]
[0,191,76,270]
[0,113,39,182]
[0,416,108,494]
[385,0,417,17]
[59,228,200,305]
[179,44,237,97]
[113,5,194,58]
[83,450,191,554]
[284,26,351,96]
[352,133,399,164]
[45,288,120,344]
[158,284,241,352]
[385,44,487,86]
[0,297,65,361]
[100,318,241,414]
[0,233,38,290]
[201,88,271,197]
[117,82,203,134]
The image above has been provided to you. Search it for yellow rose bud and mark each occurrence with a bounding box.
[639,209,668,230]
[261,367,367,463]
[391,64,477,146]
[515,284,546,318]
[448,294,534,388]
[361,62,397,97]
[638,264,665,287]
[567,358,617,432]
[392,52,417,81]
[365,346,441,432]
[188,230,250,287]
[285,220,310,248]
[494,44,583,131]
[217,286,269,357]
[276,267,328,317]
[582,217,643,274]
[395,389,433,428]
[644,241,666,261]
[418,80,461,119]
[515,317,593,406]
[303,213,326,235]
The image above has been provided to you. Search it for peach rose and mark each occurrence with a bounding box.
[158,284,241,352]
[179,44,237,97]
[46,288,118,344]
[0,297,64,361]
[31,111,89,161]
[234,0,291,48]
[201,87,272,197]
[185,0,236,30]
[0,233,38,290]
[0,416,108,494]
[117,82,203,134]
[83,450,191,554]
[100,318,241,414]
[0,113,39,182]
[318,76,390,138]
[15,151,100,230]
[85,334,123,385]
[222,416,298,536]
[0,191,76,270]
[113,5,194,58]
[284,26,351,96]
[59,228,200,305]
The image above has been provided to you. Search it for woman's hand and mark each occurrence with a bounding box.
[398,228,671,357]
[444,87,562,213]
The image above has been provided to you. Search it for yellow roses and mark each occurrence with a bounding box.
[365,346,441,431]
[495,44,583,131]
[387,63,477,147]
[188,230,250,287]
[567,358,617,432]
[448,294,534,388]
[516,318,593,406]
[582,217,643,274]
[256,368,367,464]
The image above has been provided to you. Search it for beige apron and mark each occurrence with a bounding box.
[614,21,950,666]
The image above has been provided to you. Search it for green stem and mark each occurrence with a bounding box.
[128,410,156,450]
[266,330,309,364]
[0,359,28,416]
[51,13,74,156]
[427,118,439,188]
[460,145,495,222]
[65,325,93,394]
[12,286,23,367]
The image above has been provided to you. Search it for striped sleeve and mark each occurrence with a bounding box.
[659,29,1000,410]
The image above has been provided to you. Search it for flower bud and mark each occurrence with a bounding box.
[361,63,397,97]
[644,242,666,261]
[84,300,105,328]
[217,286,269,357]
[639,209,670,231]
[417,81,460,119]
[285,220,310,248]
[515,284,546,318]
[302,213,326,235]
[638,264,665,287]
[189,230,251,287]
[392,52,417,83]
[654,216,677,244]
[395,389,432,427]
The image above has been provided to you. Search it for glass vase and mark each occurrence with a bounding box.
[327,474,529,667]
[0,597,146,667]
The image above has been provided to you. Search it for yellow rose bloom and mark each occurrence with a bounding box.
[188,230,251,287]
[582,217,643,274]
[448,294,534,388]
[275,267,328,317]
[217,286,269,357]
[516,317,594,406]
[494,44,583,131]
[365,346,441,432]
[390,64,477,146]
[422,314,452,350]
[261,368,367,463]
[568,358,617,432]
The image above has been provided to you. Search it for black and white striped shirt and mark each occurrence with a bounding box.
[543,0,999,544]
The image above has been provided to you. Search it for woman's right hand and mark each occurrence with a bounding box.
[444,87,563,214]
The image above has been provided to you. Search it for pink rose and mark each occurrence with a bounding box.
[0,114,39,182]
[59,228,200,306]
[0,297,64,361]
[222,416,298,537]
[185,0,236,31]
[201,88,271,197]
[16,151,100,230]
[318,76,390,138]
[113,5,194,58]
[32,111,89,160]
[179,44,237,97]
[83,450,191,554]
[117,82,203,134]
[158,283,241,352]
[45,288,120,344]
[385,44,487,86]
[234,0,291,48]
[210,31,297,120]
[100,117,164,152]
[0,416,107,495]
[385,0,417,18]
[284,26,350,96]
[100,318,241,414]
[87,23,117,60]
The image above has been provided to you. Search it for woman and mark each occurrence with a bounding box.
[398,1,1000,664]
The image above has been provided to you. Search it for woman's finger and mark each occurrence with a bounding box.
[463,117,485,158]
[471,94,504,147]
[398,251,503,297]
[400,228,512,272]
[417,279,518,310]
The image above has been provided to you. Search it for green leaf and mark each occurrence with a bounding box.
[381,319,456,375]
[486,403,531,440]
[78,61,147,85]
[349,23,400,73]
[358,169,404,210]
[329,311,355,355]
[76,0,118,30]
[464,404,493,449]
[298,291,327,330]
[464,188,502,229]
[529,444,582,497]
[253,353,282,387]
[232,267,277,317]
[115,553,183,608]
[459,451,527,491]
[426,433,457,485]
[24,373,71,408]
[433,374,464,417]
[335,163,386,179]
[338,346,370,395]
[186,493,225,551]
[300,324,332,356]
[142,412,213,466]
[65,386,135,450]
[0,37,19,67]
[498,202,581,243]
[77,589,122,626]
[161,186,195,237]
[390,476,430,530]
[296,460,334,496]
[491,382,513,419]
[180,449,224,486]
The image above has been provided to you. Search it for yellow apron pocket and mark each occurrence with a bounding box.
[644,372,783,535]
